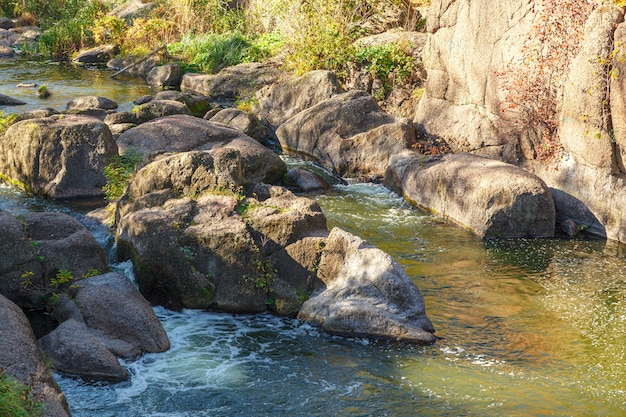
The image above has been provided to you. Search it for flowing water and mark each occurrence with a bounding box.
[1,60,626,416]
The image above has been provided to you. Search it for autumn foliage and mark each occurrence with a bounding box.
[497,0,596,161]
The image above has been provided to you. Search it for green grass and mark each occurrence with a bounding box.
[0,372,43,417]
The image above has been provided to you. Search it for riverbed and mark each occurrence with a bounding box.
[1,59,626,416]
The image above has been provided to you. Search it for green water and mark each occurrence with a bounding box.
[0,57,151,113]
[315,184,626,415]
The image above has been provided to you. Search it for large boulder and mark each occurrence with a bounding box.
[0,93,25,105]
[0,210,43,308]
[181,62,281,103]
[66,95,118,111]
[559,5,624,171]
[0,114,118,199]
[72,45,119,65]
[298,228,436,344]
[116,114,286,184]
[209,108,268,144]
[276,90,415,180]
[37,319,129,382]
[74,272,170,354]
[20,212,109,282]
[132,99,192,123]
[254,70,344,128]
[146,64,181,90]
[116,152,326,312]
[415,0,535,160]
[0,294,70,417]
[385,151,555,238]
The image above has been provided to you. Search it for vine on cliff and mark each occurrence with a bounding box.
[497,0,595,162]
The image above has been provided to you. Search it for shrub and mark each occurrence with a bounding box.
[169,31,263,73]
[356,41,416,98]
[103,150,143,201]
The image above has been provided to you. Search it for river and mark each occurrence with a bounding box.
[1,58,626,416]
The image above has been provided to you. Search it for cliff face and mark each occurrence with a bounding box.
[417,0,626,242]
[416,0,535,160]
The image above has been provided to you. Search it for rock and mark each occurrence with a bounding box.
[384,151,556,238]
[276,90,416,180]
[298,228,436,344]
[153,90,212,117]
[132,99,192,123]
[285,167,330,192]
[209,108,268,143]
[0,294,71,417]
[109,122,136,138]
[105,111,138,125]
[66,95,118,111]
[74,272,170,354]
[415,0,536,160]
[107,56,158,78]
[13,107,59,122]
[116,114,286,184]
[559,6,624,171]
[0,210,43,308]
[0,93,25,105]
[181,62,281,103]
[0,43,14,57]
[0,115,118,199]
[73,45,119,65]
[37,319,129,382]
[146,64,181,90]
[254,70,343,128]
[0,17,15,30]
[110,0,156,23]
[268,236,326,315]
[246,184,327,254]
[20,212,109,282]
[115,152,325,312]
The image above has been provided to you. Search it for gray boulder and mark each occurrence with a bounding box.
[0,114,118,199]
[37,319,129,382]
[72,45,119,65]
[181,62,281,103]
[152,90,212,117]
[0,294,71,417]
[0,17,15,30]
[116,114,286,184]
[110,0,156,23]
[20,211,109,282]
[13,107,59,122]
[385,151,556,238]
[0,43,14,57]
[209,108,268,144]
[66,95,118,111]
[132,99,192,123]
[116,152,326,312]
[74,272,170,354]
[0,93,25,105]
[285,167,330,192]
[276,90,415,180]
[107,56,158,78]
[146,64,181,90]
[254,70,344,128]
[298,228,436,344]
[0,210,43,308]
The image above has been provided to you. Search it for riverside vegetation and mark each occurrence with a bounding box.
[0,0,429,98]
